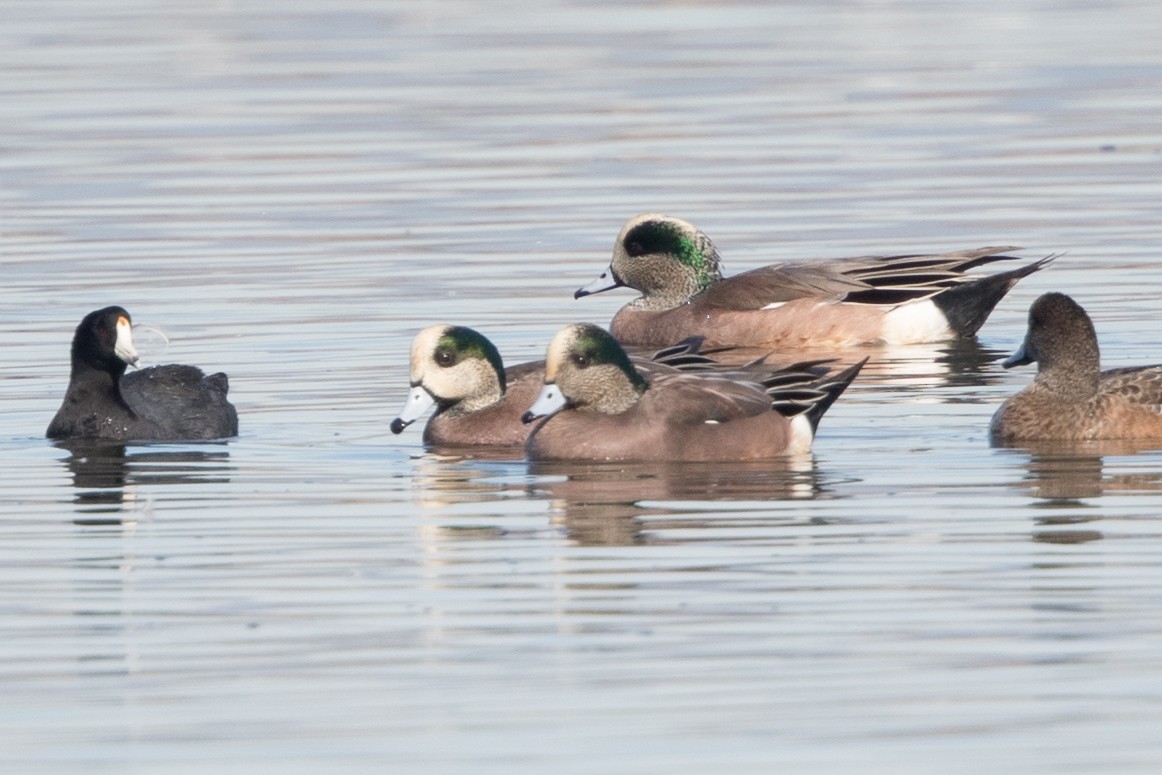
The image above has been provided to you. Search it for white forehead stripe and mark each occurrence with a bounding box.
[544,327,578,382]
[410,325,452,380]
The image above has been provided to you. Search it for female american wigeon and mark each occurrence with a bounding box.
[575,213,1054,349]
[390,325,716,448]
[520,323,865,462]
[47,306,238,442]
[990,292,1162,443]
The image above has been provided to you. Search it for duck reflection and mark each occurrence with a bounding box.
[996,440,1162,544]
[402,449,526,554]
[55,440,233,525]
[697,337,1007,397]
[527,458,823,546]
[856,338,1009,393]
[405,453,828,547]
[1001,439,1162,500]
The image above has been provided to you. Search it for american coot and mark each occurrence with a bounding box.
[46,306,238,442]
[575,213,1055,349]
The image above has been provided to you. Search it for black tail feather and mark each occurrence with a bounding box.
[649,336,716,371]
[770,358,867,433]
[934,254,1057,337]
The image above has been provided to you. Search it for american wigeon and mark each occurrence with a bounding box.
[990,292,1162,443]
[520,323,865,462]
[575,213,1054,349]
[47,306,238,441]
[390,325,717,448]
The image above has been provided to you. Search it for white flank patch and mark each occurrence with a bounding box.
[704,420,720,424]
[759,301,787,311]
[880,300,953,345]
[788,414,814,455]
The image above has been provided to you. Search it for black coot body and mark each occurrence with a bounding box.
[47,306,238,442]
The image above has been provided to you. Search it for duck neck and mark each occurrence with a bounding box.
[443,381,504,417]
[588,370,649,415]
[633,273,711,311]
[1035,340,1101,400]
[633,233,722,311]
[433,358,507,418]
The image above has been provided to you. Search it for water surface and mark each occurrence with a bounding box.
[4,0,1162,772]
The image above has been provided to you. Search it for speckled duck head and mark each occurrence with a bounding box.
[1004,292,1101,398]
[391,325,507,433]
[522,323,648,422]
[575,214,724,310]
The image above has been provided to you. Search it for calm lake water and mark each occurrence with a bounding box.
[4,0,1162,772]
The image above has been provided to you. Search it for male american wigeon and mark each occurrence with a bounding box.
[390,325,717,448]
[990,292,1162,443]
[575,213,1055,349]
[520,323,865,462]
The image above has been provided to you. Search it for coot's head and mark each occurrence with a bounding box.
[72,306,140,374]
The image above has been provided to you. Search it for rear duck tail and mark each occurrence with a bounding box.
[768,358,867,433]
[934,254,1057,338]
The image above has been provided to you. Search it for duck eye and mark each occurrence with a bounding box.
[96,323,108,337]
[625,240,645,257]
[571,353,589,369]
[435,348,456,367]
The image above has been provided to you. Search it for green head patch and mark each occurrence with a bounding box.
[569,324,647,392]
[436,326,507,393]
[623,219,719,292]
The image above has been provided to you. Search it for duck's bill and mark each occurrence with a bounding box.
[1001,341,1033,369]
[574,265,623,299]
[521,383,566,424]
[390,385,436,434]
[114,315,140,366]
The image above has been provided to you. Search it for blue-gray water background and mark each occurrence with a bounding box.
[4,0,1162,772]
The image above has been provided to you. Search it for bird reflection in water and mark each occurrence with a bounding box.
[526,458,824,547]
[996,439,1162,545]
[405,453,830,548]
[54,441,233,526]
